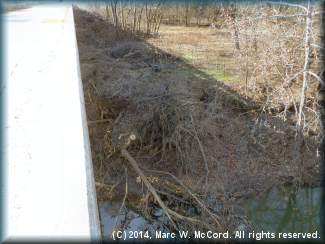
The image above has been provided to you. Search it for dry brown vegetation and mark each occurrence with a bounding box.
[2,5,30,13]
[73,1,323,237]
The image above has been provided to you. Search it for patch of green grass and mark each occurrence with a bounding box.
[170,49,184,55]
[192,72,205,79]
[185,55,195,62]
[202,67,235,82]
[217,72,235,82]
[225,94,238,107]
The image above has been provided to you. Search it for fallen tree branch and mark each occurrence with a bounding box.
[106,176,125,197]
[121,148,215,231]
[89,78,100,96]
[87,118,114,125]
[121,148,177,229]
[87,51,103,60]
[115,109,125,124]
[263,1,308,12]
[123,50,142,59]
[156,190,191,205]
[138,165,222,228]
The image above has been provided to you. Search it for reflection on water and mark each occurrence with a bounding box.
[239,184,324,242]
[99,195,182,243]
[99,184,324,243]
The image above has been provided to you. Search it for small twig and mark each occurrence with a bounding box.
[190,114,209,175]
[89,78,100,96]
[106,176,125,197]
[95,182,111,192]
[136,68,149,79]
[159,59,165,71]
[87,50,106,60]
[111,168,128,236]
[87,119,114,125]
[123,50,141,59]
[115,109,125,124]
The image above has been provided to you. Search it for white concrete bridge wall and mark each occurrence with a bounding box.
[1,3,101,243]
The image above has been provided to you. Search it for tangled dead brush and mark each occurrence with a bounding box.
[74,5,321,236]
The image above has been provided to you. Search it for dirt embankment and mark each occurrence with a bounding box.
[73,4,321,232]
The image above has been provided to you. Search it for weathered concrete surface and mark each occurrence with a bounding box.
[1,2,101,243]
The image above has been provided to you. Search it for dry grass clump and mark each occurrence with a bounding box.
[74,6,117,47]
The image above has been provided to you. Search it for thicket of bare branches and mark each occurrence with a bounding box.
[75,0,324,238]
[90,0,165,38]
[86,0,324,180]
[211,1,324,176]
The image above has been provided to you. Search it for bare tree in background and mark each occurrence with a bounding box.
[182,0,190,26]
[211,0,323,180]
[229,3,240,50]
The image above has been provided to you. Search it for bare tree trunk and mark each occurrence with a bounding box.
[252,20,258,52]
[230,4,240,50]
[132,0,136,34]
[145,0,150,36]
[297,1,311,127]
[119,0,125,39]
[111,0,118,27]
[245,29,249,93]
[210,5,218,27]
[186,1,189,26]
[105,1,109,20]
[93,0,100,9]
[276,4,282,25]
[183,0,189,26]
[196,5,199,26]
[175,2,180,23]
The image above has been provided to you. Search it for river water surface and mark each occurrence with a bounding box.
[237,184,324,243]
[99,184,324,243]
